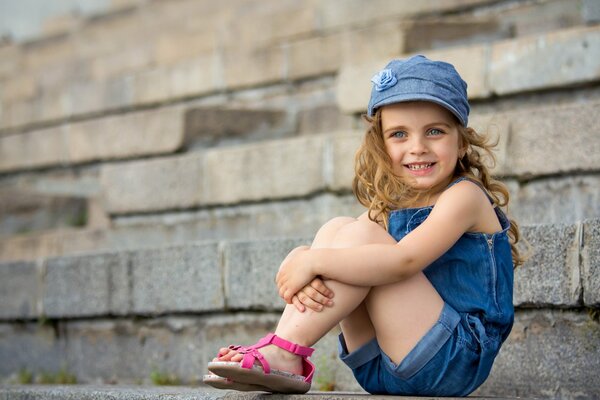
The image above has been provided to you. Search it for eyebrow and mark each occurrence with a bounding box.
[383,121,452,134]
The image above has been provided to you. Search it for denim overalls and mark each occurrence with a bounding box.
[338,177,514,396]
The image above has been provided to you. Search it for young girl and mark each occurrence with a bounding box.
[203,55,523,396]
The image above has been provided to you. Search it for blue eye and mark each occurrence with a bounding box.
[391,131,407,138]
[427,128,444,136]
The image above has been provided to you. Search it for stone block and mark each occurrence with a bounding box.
[0,126,69,172]
[44,252,130,318]
[476,310,600,398]
[511,175,600,225]
[2,74,36,102]
[101,153,204,214]
[0,322,62,376]
[0,44,20,80]
[506,102,600,176]
[183,107,288,147]
[0,261,40,319]
[219,3,316,49]
[582,219,600,306]
[129,243,223,314]
[65,80,105,118]
[67,106,185,163]
[514,223,581,307]
[223,238,308,310]
[336,58,385,115]
[330,131,363,191]
[203,135,327,205]
[404,16,509,53]
[63,317,208,384]
[297,105,355,138]
[0,107,185,172]
[222,45,285,88]
[317,0,496,30]
[490,25,600,95]
[287,32,344,80]
[154,30,217,66]
[90,45,153,80]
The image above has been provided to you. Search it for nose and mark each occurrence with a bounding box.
[409,136,428,155]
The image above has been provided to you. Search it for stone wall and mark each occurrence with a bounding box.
[0,0,599,398]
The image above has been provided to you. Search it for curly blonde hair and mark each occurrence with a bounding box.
[352,108,525,268]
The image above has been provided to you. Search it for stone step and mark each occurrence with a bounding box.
[1,175,599,263]
[0,310,597,397]
[1,220,597,321]
[0,385,526,400]
[0,106,290,173]
[1,7,596,131]
[99,100,600,214]
[0,189,88,237]
[0,220,598,397]
[337,25,600,113]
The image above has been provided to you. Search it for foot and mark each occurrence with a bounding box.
[213,342,304,376]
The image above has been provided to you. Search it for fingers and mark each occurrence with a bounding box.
[292,295,306,313]
[297,291,326,312]
[311,278,334,299]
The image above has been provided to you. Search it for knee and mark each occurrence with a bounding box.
[332,218,396,247]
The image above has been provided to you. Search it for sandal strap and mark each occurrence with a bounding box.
[224,333,316,382]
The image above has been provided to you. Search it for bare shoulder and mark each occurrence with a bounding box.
[435,179,501,234]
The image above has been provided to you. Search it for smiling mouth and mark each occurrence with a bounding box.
[405,163,435,170]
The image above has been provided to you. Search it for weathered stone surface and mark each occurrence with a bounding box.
[510,175,600,225]
[0,189,87,236]
[183,107,289,148]
[0,126,69,172]
[330,131,363,191]
[0,322,62,376]
[404,16,509,53]
[44,252,129,318]
[490,25,600,95]
[582,219,600,306]
[224,238,308,310]
[514,223,581,307]
[0,261,40,319]
[203,135,327,205]
[0,107,185,172]
[476,310,600,399]
[101,153,204,214]
[505,102,600,176]
[129,243,223,314]
[317,0,496,30]
[222,45,285,89]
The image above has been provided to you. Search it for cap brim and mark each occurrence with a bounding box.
[370,93,467,126]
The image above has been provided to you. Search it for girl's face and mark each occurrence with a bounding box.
[381,101,463,198]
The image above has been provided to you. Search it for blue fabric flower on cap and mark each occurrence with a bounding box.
[371,68,397,92]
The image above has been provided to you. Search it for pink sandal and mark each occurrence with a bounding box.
[204,333,315,393]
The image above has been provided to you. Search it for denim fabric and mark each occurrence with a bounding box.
[338,177,514,396]
[367,55,470,126]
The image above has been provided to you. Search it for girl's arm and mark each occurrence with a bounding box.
[277,181,489,301]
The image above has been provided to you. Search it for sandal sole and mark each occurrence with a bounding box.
[207,361,310,394]
[202,373,270,392]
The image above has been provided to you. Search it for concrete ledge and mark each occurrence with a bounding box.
[0,385,496,400]
[1,220,598,320]
[0,107,185,173]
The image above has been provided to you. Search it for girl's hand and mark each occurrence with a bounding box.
[292,278,334,313]
[276,245,316,303]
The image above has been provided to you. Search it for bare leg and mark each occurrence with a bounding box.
[215,216,444,373]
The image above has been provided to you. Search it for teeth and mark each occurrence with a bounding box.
[408,163,432,170]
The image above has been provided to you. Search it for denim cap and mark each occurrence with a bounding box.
[367,55,470,126]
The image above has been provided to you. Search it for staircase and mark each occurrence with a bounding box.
[1,0,599,399]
